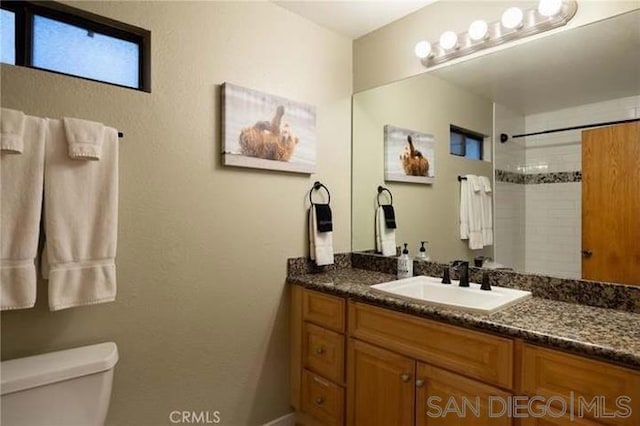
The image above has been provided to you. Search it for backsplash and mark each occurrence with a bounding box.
[288,251,640,314]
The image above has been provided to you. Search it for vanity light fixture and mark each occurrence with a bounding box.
[468,20,489,41]
[501,7,524,29]
[415,0,578,68]
[414,40,432,59]
[538,0,564,17]
[439,31,459,50]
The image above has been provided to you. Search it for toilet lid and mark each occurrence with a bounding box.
[1,342,118,395]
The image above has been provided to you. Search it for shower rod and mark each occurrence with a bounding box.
[500,117,640,143]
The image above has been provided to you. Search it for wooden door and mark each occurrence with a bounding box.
[582,122,640,285]
[416,363,511,426]
[347,339,415,426]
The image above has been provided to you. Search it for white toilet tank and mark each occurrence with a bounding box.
[1,342,118,426]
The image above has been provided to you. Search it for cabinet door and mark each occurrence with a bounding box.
[521,344,640,426]
[347,339,415,426]
[416,363,512,426]
[519,413,601,426]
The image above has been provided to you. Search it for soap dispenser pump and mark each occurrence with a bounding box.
[416,241,431,261]
[397,243,413,279]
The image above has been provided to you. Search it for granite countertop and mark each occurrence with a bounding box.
[287,268,640,370]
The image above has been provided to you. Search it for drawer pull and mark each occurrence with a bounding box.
[416,379,425,388]
[315,346,325,355]
[313,375,330,387]
[401,373,411,383]
[315,396,325,405]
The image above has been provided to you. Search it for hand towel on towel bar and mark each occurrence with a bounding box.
[1,108,26,154]
[460,174,484,250]
[63,117,105,160]
[0,112,46,310]
[375,206,396,256]
[309,204,334,266]
[42,119,118,311]
[479,176,493,246]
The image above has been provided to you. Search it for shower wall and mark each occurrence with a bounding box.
[523,95,640,278]
[493,103,526,271]
[494,95,640,278]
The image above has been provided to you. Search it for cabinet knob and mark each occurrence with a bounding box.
[315,397,324,405]
[315,346,325,355]
[582,249,593,258]
[400,373,411,383]
[415,379,425,388]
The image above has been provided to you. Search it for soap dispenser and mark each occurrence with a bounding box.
[416,241,431,261]
[397,243,413,279]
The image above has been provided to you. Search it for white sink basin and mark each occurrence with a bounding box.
[370,275,531,314]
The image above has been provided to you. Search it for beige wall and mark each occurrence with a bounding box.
[352,73,493,262]
[353,0,639,92]
[0,2,352,425]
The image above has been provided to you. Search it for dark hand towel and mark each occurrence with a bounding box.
[381,205,397,229]
[314,204,333,233]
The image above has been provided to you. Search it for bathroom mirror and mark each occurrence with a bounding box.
[351,9,640,284]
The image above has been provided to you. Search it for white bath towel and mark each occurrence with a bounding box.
[460,174,484,250]
[309,207,334,266]
[479,176,493,246]
[1,108,26,154]
[375,206,396,256]
[63,117,105,160]
[1,115,46,310]
[43,119,118,310]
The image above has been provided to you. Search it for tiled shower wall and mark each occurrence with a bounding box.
[523,95,640,278]
[493,103,525,272]
[494,96,640,278]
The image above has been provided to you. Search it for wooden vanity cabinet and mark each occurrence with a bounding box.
[292,287,347,425]
[347,302,513,426]
[291,285,639,426]
[520,344,640,426]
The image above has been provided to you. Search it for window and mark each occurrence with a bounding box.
[0,1,150,92]
[1,9,15,64]
[450,125,484,160]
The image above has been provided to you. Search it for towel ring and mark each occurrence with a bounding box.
[377,186,393,207]
[309,181,331,205]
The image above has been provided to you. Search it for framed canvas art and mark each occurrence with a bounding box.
[222,83,316,174]
[384,125,436,184]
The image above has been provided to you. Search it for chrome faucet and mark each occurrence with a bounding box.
[451,260,470,287]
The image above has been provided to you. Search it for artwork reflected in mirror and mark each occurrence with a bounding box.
[384,125,435,184]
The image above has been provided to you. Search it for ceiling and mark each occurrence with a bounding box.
[273,1,436,39]
[431,10,640,114]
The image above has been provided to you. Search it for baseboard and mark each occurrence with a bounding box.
[262,412,295,426]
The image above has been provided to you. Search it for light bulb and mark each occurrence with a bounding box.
[501,7,524,29]
[538,0,563,17]
[414,40,432,59]
[439,31,458,50]
[468,20,488,41]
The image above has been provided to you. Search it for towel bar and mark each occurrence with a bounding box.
[377,186,393,206]
[309,181,330,205]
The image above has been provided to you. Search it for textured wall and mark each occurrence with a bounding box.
[0,2,352,425]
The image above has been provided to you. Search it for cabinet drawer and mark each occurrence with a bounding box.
[303,289,345,332]
[304,322,345,384]
[302,369,344,426]
[348,302,513,389]
[521,344,640,426]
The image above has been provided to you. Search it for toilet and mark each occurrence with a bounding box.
[1,342,119,426]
